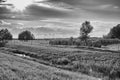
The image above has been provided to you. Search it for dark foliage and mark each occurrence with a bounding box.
[18,30,35,41]
[0,29,13,47]
[0,29,13,40]
[80,21,93,46]
[56,57,71,65]
[49,38,76,46]
[98,39,120,46]
[49,38,102,48]
[107,24,120,39]
[0,40,7,47]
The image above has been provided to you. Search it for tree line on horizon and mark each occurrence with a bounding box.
[0,21,120,47]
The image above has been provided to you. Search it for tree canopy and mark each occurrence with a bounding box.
[0,29,13,40]
[107,24,120,39]
[18,30,35,40]
[80,21,93,40]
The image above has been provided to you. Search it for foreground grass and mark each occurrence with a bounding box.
[0,51,99,80]
[4,40,120,80]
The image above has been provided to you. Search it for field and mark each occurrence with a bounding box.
[0,50,99,80]
[105,44,120,51]
[0,40,120,80]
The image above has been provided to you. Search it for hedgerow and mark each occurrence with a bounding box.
[49,38,120,48]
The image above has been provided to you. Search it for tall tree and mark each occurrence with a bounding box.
[107,24,120,39]
[18,30,35,41]
[80,21,93,46]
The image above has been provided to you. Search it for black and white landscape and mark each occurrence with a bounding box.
[0,0,120,80]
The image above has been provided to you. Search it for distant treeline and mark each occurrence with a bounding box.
[49,38,120,47]
[1,21,120,47]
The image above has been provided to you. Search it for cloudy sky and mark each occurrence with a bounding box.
[0,0,120,38]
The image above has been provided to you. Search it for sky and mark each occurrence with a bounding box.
[0,0,120,38]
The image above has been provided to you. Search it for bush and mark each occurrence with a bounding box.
[49,39,74,45]
[91,41,102,48]
[0,29,13,40]
[49,39,102,48]
[0,40,8,47]
[49,38,120,48]
[99,39,120,46]
[56,57,71,65]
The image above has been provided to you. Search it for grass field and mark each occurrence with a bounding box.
[0,40,120,80]
[0,50,99,80]
[105,44,120,51]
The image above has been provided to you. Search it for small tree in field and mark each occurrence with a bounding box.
[80,21,93,46]
[0,29,13,47]
[18,30,35,41]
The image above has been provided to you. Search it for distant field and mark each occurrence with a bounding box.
[105,44,120,51]
[2,40,120,80]
[9,40,50,46]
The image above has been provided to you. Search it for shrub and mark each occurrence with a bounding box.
[99,39,120,46]
[56,57,71,65]
[0,40,8,47]
[0,29,13,40]
[49,39,72,45]
[49,39,103,48]
[92,41,102,48]
[72,61,89,74]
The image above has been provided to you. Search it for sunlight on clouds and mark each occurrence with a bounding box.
[5,0,47,11]
[2,0,71,12]
[8,0,33,11]
[99,4,119,10]
[34,2,72,11]
[0,20,11,25]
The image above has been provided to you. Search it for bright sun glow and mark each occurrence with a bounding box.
[9,0,33,11]
[4,0,48,12]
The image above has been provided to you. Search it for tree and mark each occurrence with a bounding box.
[0,29,13,47]
[0,29,13,40]
[107,24,120,39]
[80,21,93,46]
[18,30,35,41]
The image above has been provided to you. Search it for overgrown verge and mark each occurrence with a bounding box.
[0,41,8,47]
[2,48,120,80]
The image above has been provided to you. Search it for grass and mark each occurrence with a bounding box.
[2,40,120,80]
[0,50,98,80]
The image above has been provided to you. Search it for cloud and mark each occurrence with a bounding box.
[0,20,24,29]
[17,23,24,26]
[0,0,120,38]
[15,27,78,38]
[0,0,76,20]
[90,21,119,37]
[0,20,11,25]
[25,4,73,18]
